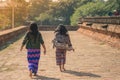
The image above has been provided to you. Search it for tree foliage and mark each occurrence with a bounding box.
[71,0,120,25]
[28,0,52,20]
[1,0,120,30]
[0,0,29,30]
[0,14,10,30]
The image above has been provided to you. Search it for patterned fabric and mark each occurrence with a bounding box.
[53,32,72,49]
[56,49,66,65]
[27,49,40,73]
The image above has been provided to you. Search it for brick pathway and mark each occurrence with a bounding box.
[0,31,120,80]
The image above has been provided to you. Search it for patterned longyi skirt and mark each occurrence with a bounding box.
[56,49,66,65]
[27,49,40,74]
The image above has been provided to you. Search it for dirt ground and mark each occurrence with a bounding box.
[0,31,120,80]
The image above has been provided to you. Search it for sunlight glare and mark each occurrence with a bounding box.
[104,0,108,2]
[52,0,58,2]
[2,0,6,1]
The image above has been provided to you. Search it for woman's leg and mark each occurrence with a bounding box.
[29,69,32,78]
[62,51,66,71]
[59,65,62,72]
[56,49,61,71]
[62,64,65,71]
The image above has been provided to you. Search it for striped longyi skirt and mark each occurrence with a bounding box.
[56,49,66,65]
[27,49,40,74]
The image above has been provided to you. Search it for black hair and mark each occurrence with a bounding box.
[55,24,68,35]
[29,22,39,43]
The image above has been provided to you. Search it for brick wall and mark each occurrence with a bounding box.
[79,22,120,33]
[38,25,79,31]
[0,26,27,47]
[78,23,120,48]
[78,16,120,48]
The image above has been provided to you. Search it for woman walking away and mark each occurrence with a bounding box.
[20,23,46,78]
[53,24,74,72]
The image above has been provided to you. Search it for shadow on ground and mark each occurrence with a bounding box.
[63,70,101,78]
[33,75,60,80]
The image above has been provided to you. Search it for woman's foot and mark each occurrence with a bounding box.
[62,64,66,71]
[59,65,63,72]
[29,70,32,78]
[63,68,66,71]
[60,69,63,72]
[33,73,37,76]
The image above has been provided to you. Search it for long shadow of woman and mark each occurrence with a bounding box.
[33,75,60,80]
[63,70,101,78]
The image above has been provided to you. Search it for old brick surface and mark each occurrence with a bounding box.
[78,27,120,48]
[0,31,120,80]
[0,26,27,47]
[81,22,120,34]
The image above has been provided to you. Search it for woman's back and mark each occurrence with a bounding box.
[25,32,44,49]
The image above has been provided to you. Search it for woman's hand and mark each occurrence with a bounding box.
[20,45,24,51]
[43,50,46,55]
[42,44,46,55]
[72,48,75,52]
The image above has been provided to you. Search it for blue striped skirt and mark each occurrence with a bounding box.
[27,49,40,73]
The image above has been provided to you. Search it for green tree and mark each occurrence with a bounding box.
[71,1,106,25]
[7,0,29,26]
[35,12,53,25]
[0,14,10,30]
[28,0,52,21]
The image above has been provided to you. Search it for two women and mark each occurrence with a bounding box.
[20,23,74,78]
